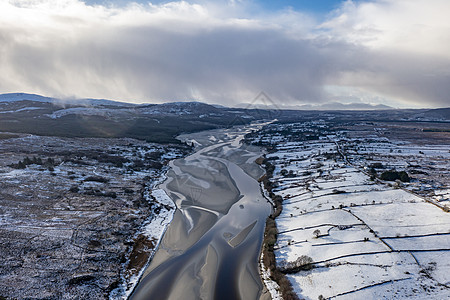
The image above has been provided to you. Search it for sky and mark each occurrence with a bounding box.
[0,0,449,108]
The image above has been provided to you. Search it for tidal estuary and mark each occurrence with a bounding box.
[130,124,272,300]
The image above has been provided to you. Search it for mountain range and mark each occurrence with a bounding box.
[0,93,448,143]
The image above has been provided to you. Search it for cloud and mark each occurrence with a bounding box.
[320,0,450,107]
[0,0,449,108]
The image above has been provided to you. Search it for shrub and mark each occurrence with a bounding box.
[69,185,80,193]
[369,162,384,169]
[88,239,101,248]
[124,188,134,194]
[104,191,117,198]
[279,255,314,273]
[379,170,410,182]
[84,176,109,183]
[313,229,321,238]
[379,170,397,181]
[398,171,410,182]
[262,218,300,300]
[368,167,377,175]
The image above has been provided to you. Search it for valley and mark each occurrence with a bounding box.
[0,93,449,299]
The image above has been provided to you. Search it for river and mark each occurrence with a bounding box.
[130,124,272,300]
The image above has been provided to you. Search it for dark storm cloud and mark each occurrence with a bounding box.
[0,0,449,108]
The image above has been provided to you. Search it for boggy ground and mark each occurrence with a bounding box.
[0,133,189,299]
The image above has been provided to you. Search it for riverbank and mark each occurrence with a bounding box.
[257,157,299,300]
[110,175,176,299]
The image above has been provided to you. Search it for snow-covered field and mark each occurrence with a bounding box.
[247,121,450,299]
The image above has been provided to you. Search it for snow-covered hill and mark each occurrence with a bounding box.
[0,93,54,103]
[0,93,134,107]
[0,93,230,120]
[0,92,253,143]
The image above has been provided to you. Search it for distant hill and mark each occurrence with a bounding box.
[236,101,394,111]
[413,108,450,121]
[0,92,135,107]
[296,102,393,110]
[0,93,54,103]
[138,101,221,115]
[0,93,448,142]
[0,93,256,143]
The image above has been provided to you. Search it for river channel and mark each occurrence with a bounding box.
[130,124,272,300]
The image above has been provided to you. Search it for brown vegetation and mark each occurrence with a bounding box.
[126,234,156,278]
[259,157,300,300]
